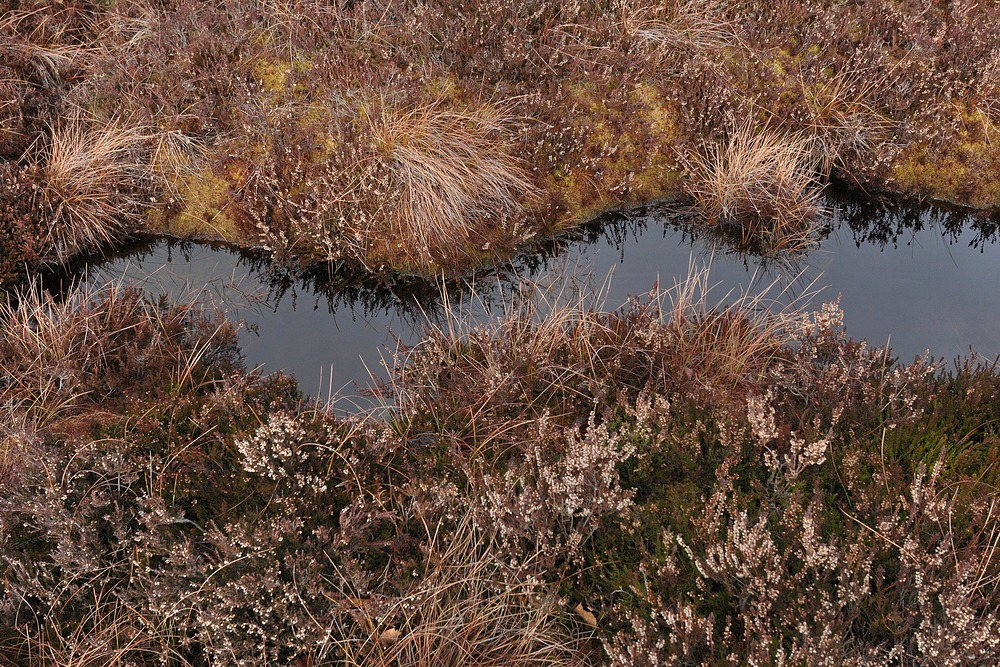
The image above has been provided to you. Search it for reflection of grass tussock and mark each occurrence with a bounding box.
[685,123,825,255]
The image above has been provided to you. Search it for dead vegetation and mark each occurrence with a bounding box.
[683,122,825,255]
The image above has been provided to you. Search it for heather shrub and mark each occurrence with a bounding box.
[594,301,1000,665]
[0,164,46,286]
[3,266,1000,665]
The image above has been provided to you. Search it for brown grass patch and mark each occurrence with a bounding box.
[360,96,539,265]
[37,115,153,260]
[684,122,825,255]
[330,510,587,667]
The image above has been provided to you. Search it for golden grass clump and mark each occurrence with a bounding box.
[684,122,825,255]
[657,261,804,391]
[0,281,144,423]
[38,116,153,260]
[361,97,539,264]
[0,279,234,428]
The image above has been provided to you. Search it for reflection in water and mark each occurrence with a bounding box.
[827,189,1000,251]
[44,193,1000,398]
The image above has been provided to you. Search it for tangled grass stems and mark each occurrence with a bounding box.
[329,510,587,667]
[684,122,825,256]
[617,0,737,54]
[387,261,808,459]
[800,66,899,179]
[0,279,136,421]
[0,9,99,85]
[0,277,237,426]
[19,594,191,667]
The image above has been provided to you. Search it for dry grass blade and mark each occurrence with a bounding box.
[362,97,539,261]
[22,594,192,667]
[330,510,587,667]
[618,0,737,54]
[660,258,810,391]
[801,67,899,177]
[684,121,825,255]
[38,115,153,259]
[0,9,99,84]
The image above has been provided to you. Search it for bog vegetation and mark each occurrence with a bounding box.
[2,0,1000,283]
[3,1,1000,665]
[2,267,1000,665]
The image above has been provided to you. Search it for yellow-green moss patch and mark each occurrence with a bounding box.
[146,169,241,242]
[891,111,1000,209]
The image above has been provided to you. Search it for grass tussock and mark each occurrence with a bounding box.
[361,97,540,266]
[390,263,803,473]
[37,116,153,260]
[684,123,825,255]
[0,278,238,427]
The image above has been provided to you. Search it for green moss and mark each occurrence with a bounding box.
[146,168,241,242]
[545,81,685,229]
[254,58,289,94]
[891,107,1000,208]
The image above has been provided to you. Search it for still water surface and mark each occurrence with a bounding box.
[53,197,1000,400]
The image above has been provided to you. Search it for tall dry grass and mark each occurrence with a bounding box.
[0,280,141,423]
[684,122,825,255]
[0,278,236,426]
[657,260,808,391]
[389,262,806,467]
[37,116,153,259]
[17,596,189,667]
[0,9,98,86]
[361,97,539,262]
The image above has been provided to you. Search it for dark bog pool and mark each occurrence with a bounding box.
[49,195,1000,400]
